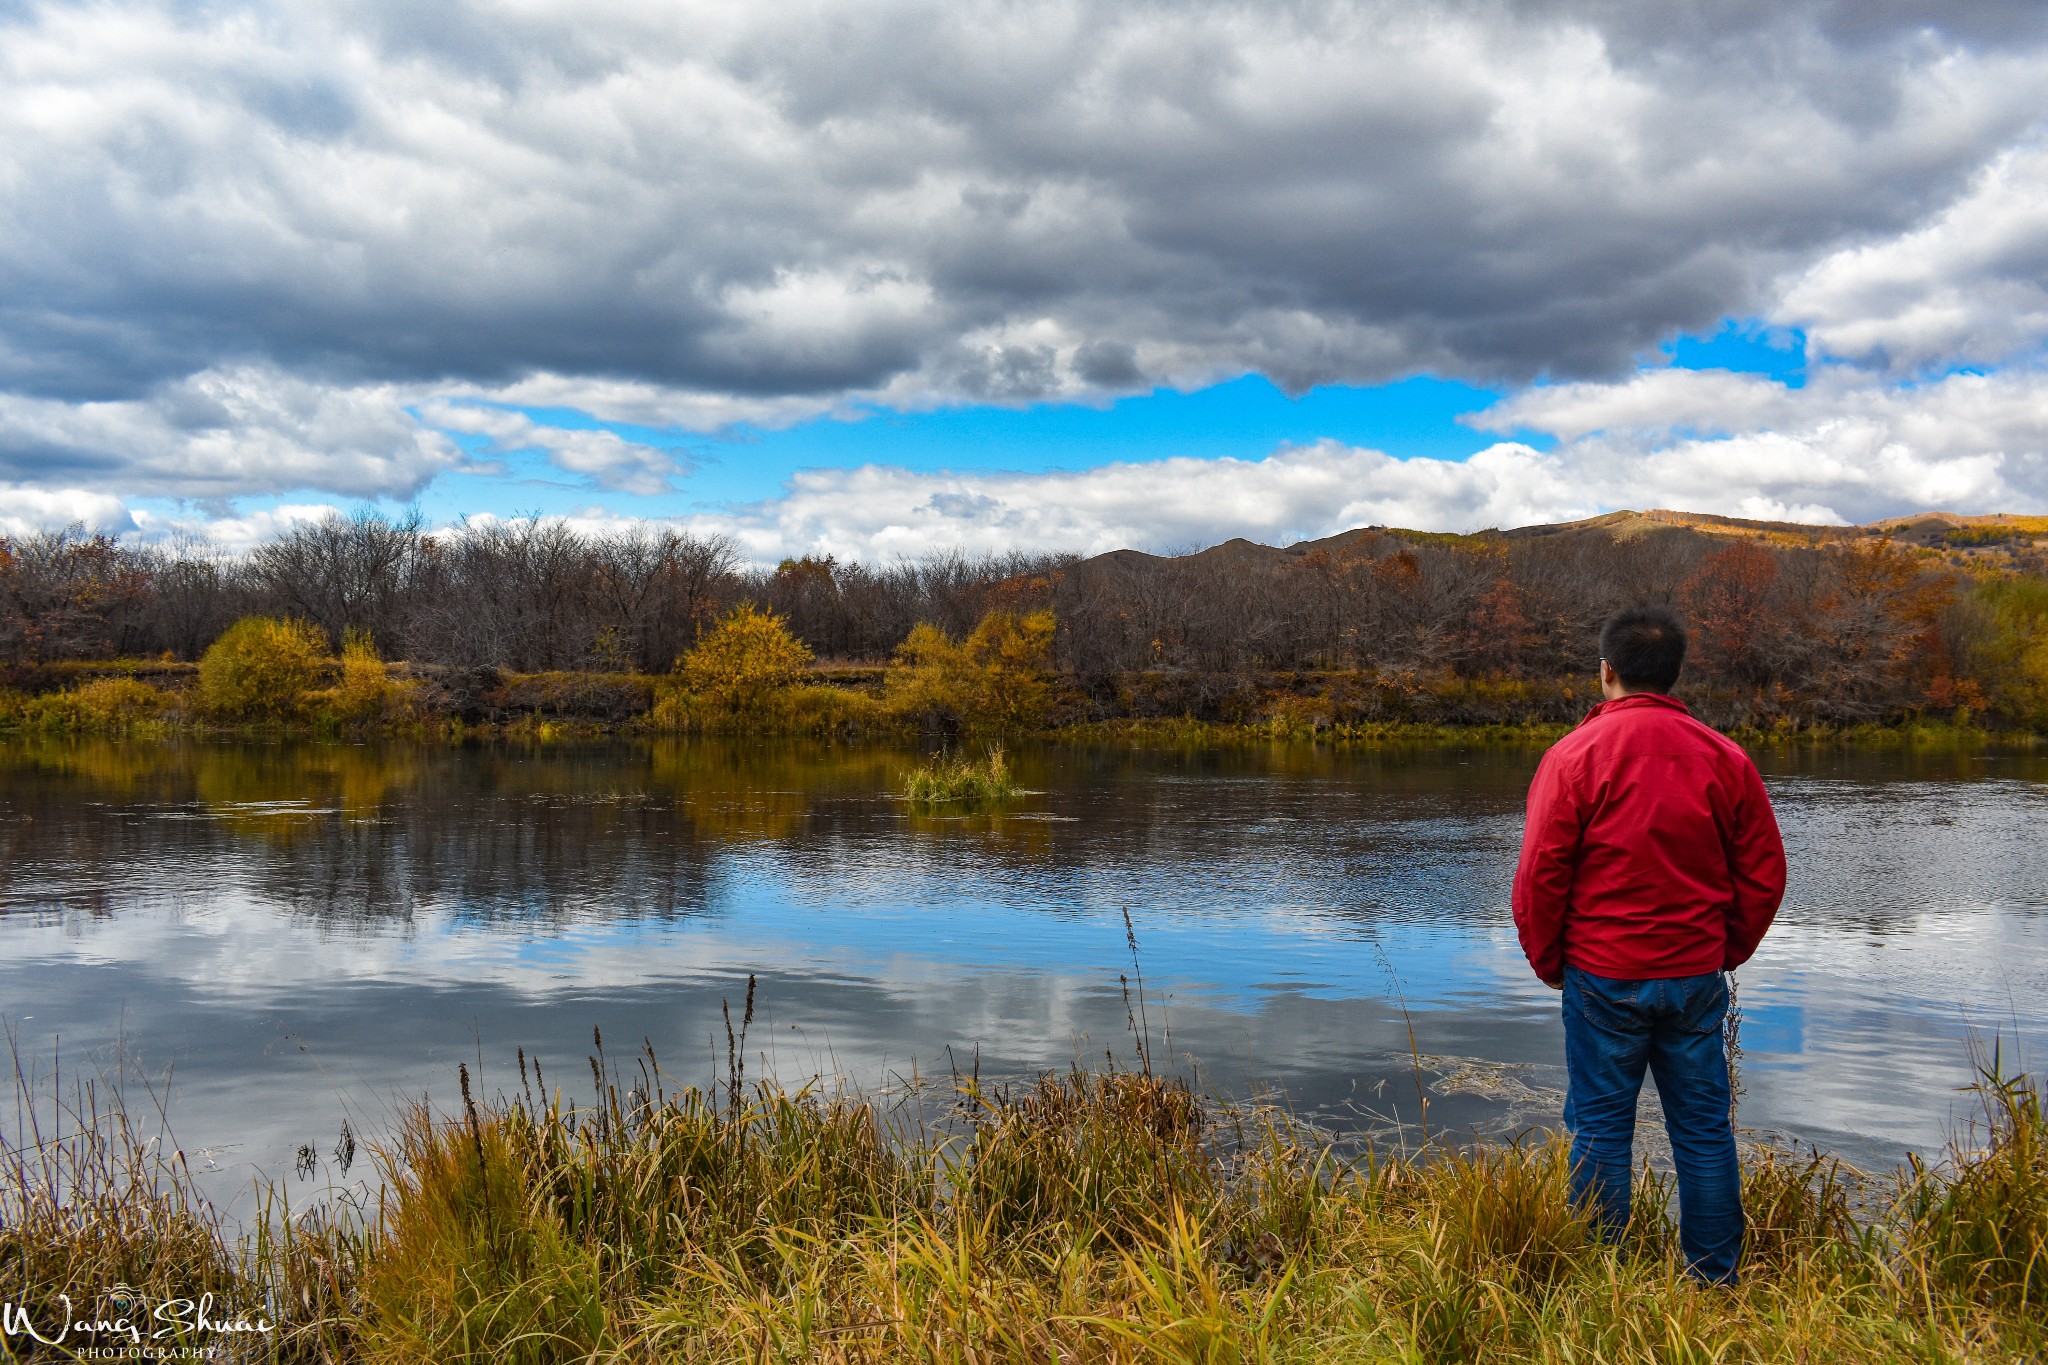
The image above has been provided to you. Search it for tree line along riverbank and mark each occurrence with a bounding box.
[4,1045,2043,1363]
[5,507,2048,743]
[0,606,2037,749]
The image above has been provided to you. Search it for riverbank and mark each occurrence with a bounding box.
[3,657,2041,751]
[3,1055,2042,1363]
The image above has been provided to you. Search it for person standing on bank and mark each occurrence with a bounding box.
[1511,605,1786,1284]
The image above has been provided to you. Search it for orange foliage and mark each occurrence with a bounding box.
[1460,579,1532,676]
[1682,542,1780,686]
[1375,551,1420,587]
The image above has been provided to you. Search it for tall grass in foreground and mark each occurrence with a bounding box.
[3,1042,2044,1363]
[903,744,1017,805]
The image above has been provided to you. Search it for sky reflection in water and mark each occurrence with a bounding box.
[1,738,2044,1212]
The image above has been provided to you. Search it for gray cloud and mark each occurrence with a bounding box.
[1,0,2046,503]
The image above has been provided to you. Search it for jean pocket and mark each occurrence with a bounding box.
[1674,973,1729,1035]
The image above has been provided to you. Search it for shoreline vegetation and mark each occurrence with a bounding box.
[0,641,2039,752]
[3,1042,2042,1363]
[5,509,2048,752]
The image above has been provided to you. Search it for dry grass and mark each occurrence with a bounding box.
[4,1040,2044,1363]
[650,679,889,736]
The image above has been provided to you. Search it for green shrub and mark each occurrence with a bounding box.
[1968,576,2048,729]
[196,616,328,720]
[675,603,813,713]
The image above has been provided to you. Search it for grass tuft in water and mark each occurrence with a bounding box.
[902,744,1016,805]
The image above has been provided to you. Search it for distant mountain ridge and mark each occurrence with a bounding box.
[1082,509,2048,574]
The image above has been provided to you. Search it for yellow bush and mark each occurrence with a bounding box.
[16,676,171,732]
[313,628,410,726]
[886,609,1056,730]
[197,616,328,720]
[675,603,813,713]
[884,621,968,718]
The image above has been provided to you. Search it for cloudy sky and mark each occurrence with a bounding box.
[4,0,2047,558]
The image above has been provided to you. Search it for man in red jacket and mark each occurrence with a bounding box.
[1512,605,1785,1284]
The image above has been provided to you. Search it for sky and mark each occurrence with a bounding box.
[3,0,2048,561]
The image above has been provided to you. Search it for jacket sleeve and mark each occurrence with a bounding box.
[1512,749,1582,983]
[1722,758,1787,970]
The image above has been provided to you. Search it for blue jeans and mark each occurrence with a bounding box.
[1561,966,1744,1283]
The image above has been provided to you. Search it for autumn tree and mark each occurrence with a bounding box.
[1806,539,1957,718]
[1682,542,1783,689]
[0,527,153,662]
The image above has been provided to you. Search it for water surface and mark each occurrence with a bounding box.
[2,737,2043,1209]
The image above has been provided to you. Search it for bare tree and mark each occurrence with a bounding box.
[589,528,741,670]
[248,509,425,651]
[133,535,255,659]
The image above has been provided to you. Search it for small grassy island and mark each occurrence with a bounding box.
[903,746,1019,805]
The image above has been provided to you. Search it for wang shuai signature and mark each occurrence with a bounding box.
[0,1285,275,1350]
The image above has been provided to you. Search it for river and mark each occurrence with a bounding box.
[2,737,2043,1212]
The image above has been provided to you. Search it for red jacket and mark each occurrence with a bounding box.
[1511,692,1785,982]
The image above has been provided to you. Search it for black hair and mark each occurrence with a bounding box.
[1599,605,1687,693]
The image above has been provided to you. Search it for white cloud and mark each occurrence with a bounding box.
[698,441,1583,560]
[416,401,685,494]
[127,502,348,554]
[0,485,134,537]
[467,374,843,433]
[0,368,463,500]
[1778,134,2048,372]
[666,364,2048,561]
[24,360,2047,563]
[1475,369,1801,443]
[1466,364,2048,526]
[1474,363,2048,476]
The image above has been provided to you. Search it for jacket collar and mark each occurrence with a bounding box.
[1578,691,1691,727]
